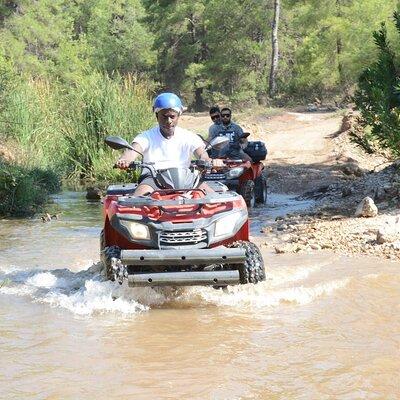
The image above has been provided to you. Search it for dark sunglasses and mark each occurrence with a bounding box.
[221,113,231,118]
[211,114,221,120]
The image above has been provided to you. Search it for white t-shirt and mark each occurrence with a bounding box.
[133,126,205,170]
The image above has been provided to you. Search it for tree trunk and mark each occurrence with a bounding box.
[268,0,280,98]
[188,13,205,111]
[336,0,344,84]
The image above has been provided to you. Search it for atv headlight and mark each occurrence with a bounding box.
[225,167,244,179]
[120,220,150,240]
[214,212,243,237]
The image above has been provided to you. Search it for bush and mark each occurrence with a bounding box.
[0,161,61,217]
[354,12,400,158]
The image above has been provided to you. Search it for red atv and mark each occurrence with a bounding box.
[100,136,265,287]
[203,138,268,208]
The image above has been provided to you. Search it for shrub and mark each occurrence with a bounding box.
[354,12,400,158]
[0,161,60,217]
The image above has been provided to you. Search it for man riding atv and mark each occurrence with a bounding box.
[115,92,223,193]
[207,107,252,162]
[100,93,266,287]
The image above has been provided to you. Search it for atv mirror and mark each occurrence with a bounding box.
[105,136,134,151]
[207,136,230,150]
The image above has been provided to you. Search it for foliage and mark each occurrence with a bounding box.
[60,73,154,180]
[0,160,60,217]
[0,71,154,181]
[287,0,398,97]
[0,0,154,81]
[354,12,400,158]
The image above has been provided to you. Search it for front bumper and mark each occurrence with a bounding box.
[128,270,240,287]
[119,247,246,287]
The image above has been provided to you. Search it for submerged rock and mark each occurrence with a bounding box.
[86,187,103,201]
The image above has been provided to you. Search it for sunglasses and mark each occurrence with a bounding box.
[221,114,231,118]
[211,114,221,120]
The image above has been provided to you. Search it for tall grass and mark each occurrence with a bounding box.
[61,73,154,181]
[0,71,154,216]
[0,72,154,182]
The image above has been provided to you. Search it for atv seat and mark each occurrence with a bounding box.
[106,183,137,196]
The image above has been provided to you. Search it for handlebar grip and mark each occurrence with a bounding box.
[128,161,140,168]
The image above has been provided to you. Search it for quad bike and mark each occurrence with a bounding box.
[100,136,266,288]
[203,138,268,208]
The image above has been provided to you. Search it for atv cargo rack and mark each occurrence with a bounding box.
[117,191,242,207]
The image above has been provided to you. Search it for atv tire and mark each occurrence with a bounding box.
[228,241,265,284]
[240,180,256,208]
[100,230,120,281]
[255,173,267,204]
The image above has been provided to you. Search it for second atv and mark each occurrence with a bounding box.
[203,136,268,208]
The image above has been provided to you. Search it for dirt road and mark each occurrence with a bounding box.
[182,110,345,193]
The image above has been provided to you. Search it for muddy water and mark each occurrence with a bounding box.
[1,192,399,399]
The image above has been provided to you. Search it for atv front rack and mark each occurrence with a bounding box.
[117,191,241,207]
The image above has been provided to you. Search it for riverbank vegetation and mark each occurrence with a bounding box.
[0,0,399,216]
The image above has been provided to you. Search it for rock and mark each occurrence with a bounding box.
[310,244,321,250]
[339,112,356,133]
[391,241,400,250]
[355,197,378,218]
[341,163,363,177]
[281,234,292,242]
[376,216,400,244]
[41,213,52,222]
[274,245,286,254]
[274,244,296,254]
[86,187,103,201]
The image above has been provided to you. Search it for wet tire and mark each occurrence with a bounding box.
[240,180,256,208]
[100,230,120,281]
[228,241,265,284]
[255,173,267,204]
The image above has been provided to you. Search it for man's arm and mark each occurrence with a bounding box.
[194,146,211,162]
[194,146,224,167]
[115,142,144,169]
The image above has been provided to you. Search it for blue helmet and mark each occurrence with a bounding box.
[153,92,184,114]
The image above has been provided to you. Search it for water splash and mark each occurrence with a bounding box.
[0,259,350,315]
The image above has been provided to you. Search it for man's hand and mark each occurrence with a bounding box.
[212,158,224,168]
[114,159,132,169]
[114,144,143,169]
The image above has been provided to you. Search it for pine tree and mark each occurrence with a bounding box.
[354,12,400,158]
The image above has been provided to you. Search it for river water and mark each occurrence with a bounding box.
[0,192,399,399]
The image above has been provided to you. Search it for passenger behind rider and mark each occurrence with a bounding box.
[207,107,252,162]
[208,106,222,130]
[115,92,223,196]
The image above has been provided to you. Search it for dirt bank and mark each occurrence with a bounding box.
[181,109,400,261]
